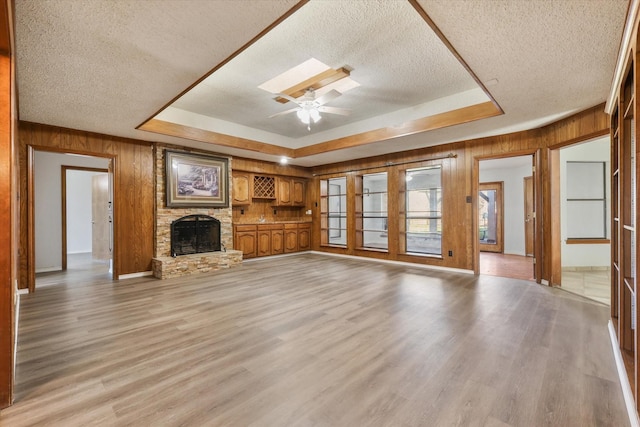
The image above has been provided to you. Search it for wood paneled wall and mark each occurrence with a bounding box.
[309,104,609,282]
[0,0,14,408]
[17,122,155,289]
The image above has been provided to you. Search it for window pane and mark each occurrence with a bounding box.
[405,166,442,255]
[363,231,388,249]
[361,172,387,250]
[567,162,605,199]
[567,200,606,238]
[323,177,347,246]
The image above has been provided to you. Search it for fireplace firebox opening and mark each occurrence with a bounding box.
[171,214,221,257]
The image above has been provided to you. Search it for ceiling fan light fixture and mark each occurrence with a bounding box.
[297,109,310,124]
[310,108,321,123]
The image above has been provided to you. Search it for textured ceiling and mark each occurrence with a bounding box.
[14,0,628,167]
[167,0,481,141]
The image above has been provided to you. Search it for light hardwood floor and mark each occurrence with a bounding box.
[0,253,628,426]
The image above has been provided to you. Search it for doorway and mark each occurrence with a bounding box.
[479,181,504,253]
[478,155,535,282]
[550,136,611,303]
[32,151,113,289]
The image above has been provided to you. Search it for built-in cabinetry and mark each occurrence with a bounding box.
[233,222,311,259]
[610,28,639,412]
[276,177,306,206]
[232,172,306,207]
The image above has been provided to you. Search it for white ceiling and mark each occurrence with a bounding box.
[14,0,628,167]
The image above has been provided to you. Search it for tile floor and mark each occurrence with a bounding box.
[480,252,610,305]
[561,267,610,305]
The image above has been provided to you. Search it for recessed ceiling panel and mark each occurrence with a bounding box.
[158,0,487,143]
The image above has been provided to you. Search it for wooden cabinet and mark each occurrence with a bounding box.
[257,228,271,257]
[234,225,257,258]
[292,179,305,206]
[235,222,310,258]
[298,223,311,250]
[275,177,306,206]
[271,229,284,254]
[232,172,251,206]
[284,224,298,253]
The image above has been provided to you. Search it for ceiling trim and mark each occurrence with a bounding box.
[140,100,500,160]
[293,101,501,158]
[275,67,350,103]
[139,118,295,157]
[409,0,503,115]
[136,0,310,131]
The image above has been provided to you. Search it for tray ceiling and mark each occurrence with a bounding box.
[14,0,628,166]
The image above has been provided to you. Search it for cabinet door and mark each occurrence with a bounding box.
[232,173,251,205]
[277,178,292,206]
[298,225,311,250]
[271,230,284,255]
[257,230,271,257]
[235,231,257,258]
[284,229,298,253]
[292,179,305,206]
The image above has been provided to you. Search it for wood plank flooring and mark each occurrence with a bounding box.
[0,253,629,426]
[480,252,534,281]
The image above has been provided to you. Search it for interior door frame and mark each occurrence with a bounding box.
[523,175,535,256]
[60,166,109,270]
[473,149,541,283]
[478,181,504,253]
[547,130,611,286]
[27,146,117,292]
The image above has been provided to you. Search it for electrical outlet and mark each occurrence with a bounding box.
[448,250,453,257]
[306,209,312,215]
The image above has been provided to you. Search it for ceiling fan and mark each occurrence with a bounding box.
[268,88,351,130]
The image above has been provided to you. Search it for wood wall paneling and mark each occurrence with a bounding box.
[18,122,155,289]
[310,104,610,281]
[0,0,14,407]
[0,52,13,408]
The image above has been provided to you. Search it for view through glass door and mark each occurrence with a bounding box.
[479,181,504,253]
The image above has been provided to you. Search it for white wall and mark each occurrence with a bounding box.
[66,170,105,254]
[34,152,110,272]
[560,137,610,267]
[480,156,532,256]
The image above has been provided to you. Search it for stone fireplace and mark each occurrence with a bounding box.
[152,146,242,279]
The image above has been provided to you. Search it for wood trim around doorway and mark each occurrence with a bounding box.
[27,147,116,292]
[61,166,109,271]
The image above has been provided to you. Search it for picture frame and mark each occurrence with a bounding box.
[165,150,229,208]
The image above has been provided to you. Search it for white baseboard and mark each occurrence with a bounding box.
[118,271,153,280]
[609,320,640,427]
[35,266,62,273]
[309,251,474,275]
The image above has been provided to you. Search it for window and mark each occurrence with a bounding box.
[320,177,347,246]
[358,172,388,250]
[404,166,442,255]
[566,161,607,239]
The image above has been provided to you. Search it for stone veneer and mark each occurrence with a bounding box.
[152,145,242,279]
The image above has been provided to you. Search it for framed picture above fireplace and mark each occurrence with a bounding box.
[165,150,229,208]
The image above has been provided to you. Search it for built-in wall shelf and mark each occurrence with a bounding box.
[610,38,639,414]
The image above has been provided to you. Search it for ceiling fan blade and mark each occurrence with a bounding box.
[268,107,299,118]
[315,89,341,106]
[318,106,351,116]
